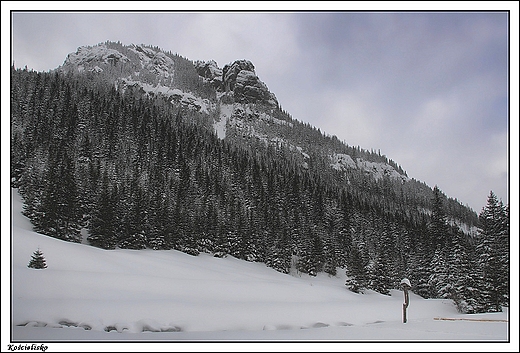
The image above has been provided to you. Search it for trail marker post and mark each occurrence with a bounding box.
[400,278,411,323]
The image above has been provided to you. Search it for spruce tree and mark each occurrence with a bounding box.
[449,230,479,313]
[428,248,451,298]
[28,248,47,269]
[429,186,450,251]
[37,149,82,242]
[408,247,432,298]
[498,203,510,306]
[345,242,367,293]
[369,254,392,295]
[88,174,118,249]
[476,191,509,312]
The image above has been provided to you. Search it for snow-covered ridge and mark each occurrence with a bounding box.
[331,153,409,182]
[61,43,175,79]
[63,44,129,73]
[241,105,293,128]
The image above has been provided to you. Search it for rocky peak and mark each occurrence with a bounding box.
[222,60,256,91]
[194,60,222,80]
[222,60,277,106]
[60,43,129,73]
[194,60,223,89]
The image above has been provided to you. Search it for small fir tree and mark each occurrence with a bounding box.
[28,248,47,269]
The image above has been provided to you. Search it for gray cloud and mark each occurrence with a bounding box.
[8,10,513,212]
[276,12,510,212]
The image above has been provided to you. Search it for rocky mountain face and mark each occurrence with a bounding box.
[56,41,478,232]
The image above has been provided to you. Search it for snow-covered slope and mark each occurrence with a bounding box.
[10,189,508,343]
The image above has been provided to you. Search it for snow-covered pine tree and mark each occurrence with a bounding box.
[28,248,47,269]
[88,172,119,249]
[449,230,480,313]
[476,191,509,312]
[429,185,450,251]
[368,254,393,295]
[408,248,432,298]
[345,242,367,293]
[428,247,451,298]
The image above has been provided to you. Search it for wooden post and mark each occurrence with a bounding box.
[400,278,411,324]
[402,288,409,323]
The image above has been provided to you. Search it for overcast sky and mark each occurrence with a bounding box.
[5,4,518,213]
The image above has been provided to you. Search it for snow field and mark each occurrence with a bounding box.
[8,189,512,347]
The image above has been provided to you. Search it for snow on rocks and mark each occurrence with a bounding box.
[195,60,223,88]
[331,153,357,170]
[357,158,409,182]
[117,79,211,113]
[331,153,409,182]
[222,60,256,91]
[17,319,182,334]
[214,104,233,139]
[129,44,175,77]
[62,44,129,72]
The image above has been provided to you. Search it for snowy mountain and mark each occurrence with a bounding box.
[58,42,414,186]
[13,41,507,309]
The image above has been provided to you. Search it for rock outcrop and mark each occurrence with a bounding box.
[61,44,129,73]
[194,60,223,89]
[221,60,277,106]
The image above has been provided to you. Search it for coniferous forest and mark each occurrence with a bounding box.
[10,43,509,314]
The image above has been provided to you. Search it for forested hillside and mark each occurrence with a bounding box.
[10,42,509,314]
